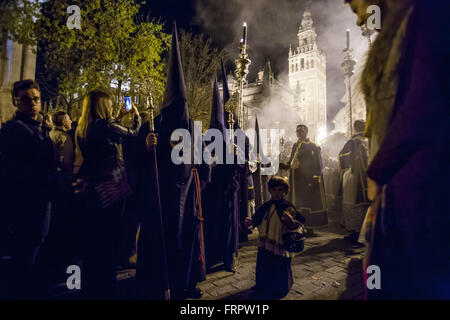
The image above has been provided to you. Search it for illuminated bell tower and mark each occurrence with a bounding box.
[288,10,327,141]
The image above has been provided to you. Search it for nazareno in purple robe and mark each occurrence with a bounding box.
[366,0,450,299]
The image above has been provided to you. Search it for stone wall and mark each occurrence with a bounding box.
[0,39,37,123]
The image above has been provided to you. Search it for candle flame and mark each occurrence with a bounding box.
[243,22,247,27]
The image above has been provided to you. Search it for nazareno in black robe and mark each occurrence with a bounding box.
[285,140,328,228]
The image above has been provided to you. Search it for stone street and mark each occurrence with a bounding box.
[196,211,366,300]
[52,211,365,300]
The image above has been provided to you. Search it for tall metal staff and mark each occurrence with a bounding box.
[361,24,374,122]
[234,22,251,130]
[136,94,171,300]
[341,29,357,137]
[227,110,235,153]
[148,95,170,300]
[254,116,264,207]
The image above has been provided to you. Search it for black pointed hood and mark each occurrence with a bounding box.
[254,116,261,155]
[210,77,226,138]
[221,59,231,104]
[160,21,189,130]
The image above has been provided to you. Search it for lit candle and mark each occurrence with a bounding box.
[243,22,247,46]
[346,29,350,50]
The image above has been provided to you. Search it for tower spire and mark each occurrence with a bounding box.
[300,9,313,31]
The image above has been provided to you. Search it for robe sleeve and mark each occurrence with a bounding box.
[107,115,142,138]
[367,4,448,185]
[252,203,269,227]
[288,143,297,165]
[338,140,353,170]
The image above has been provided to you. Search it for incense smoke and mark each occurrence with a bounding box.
[195,0,370,130]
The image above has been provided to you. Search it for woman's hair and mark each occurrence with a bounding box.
[76,90,112,139]
[268,176,290,193]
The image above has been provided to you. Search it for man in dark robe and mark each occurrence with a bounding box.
[346,0,450,299]
[203,78,240,273]
[338,120,369,244]
[222,61,254,244]
[280,125,327,229]
[136,23,210,300]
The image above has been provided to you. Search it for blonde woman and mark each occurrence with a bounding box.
[74,90,154,299]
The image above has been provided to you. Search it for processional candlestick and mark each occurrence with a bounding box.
[147,95,155,132]
[277,120,285,155]
[227,110,235,153]
[361,24,375,47]
[341,29,357,137]
[234,22,252,130]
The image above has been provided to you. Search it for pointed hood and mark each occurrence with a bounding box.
[254,116,261,155]
[221,59,231,104]
[210,77,226,138]
[160,21,189,130]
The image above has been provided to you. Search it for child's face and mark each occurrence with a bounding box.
[269,186,287,201]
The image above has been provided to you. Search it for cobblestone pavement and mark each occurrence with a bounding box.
[52,211,365,300]
[196,211,366,301]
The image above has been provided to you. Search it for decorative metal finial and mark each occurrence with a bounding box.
[267,133,272,158]
[361,24,375,47]
[234,22,252,129]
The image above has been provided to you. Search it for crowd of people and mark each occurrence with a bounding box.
[0,25,268,300]
[0,76,341,300]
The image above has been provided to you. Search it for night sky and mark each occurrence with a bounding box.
[141,0,199,32]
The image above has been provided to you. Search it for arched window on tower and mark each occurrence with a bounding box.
[295,63,298,72]
[301,59,304,70]
[291,64,294,73]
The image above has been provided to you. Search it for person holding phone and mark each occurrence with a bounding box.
[124,96,132,112]
[74,90,156,299]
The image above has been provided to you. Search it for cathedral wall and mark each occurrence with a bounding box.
[0,40,36,123]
